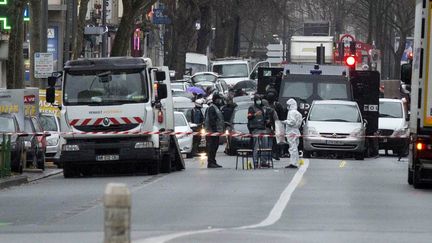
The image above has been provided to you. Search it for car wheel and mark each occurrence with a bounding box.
[148,159,161,175]
[355,152,364,160]
[302,150,311,158]
[408,167,413,185]
[413,166,423,189]
[63,163,77,178]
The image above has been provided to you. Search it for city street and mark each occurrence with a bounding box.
[1,148,431,243]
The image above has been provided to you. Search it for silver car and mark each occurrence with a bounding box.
[39,113,62,166]
[303,100,366,160]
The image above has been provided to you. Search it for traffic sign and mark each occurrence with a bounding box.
[34,52,53,79]
[152,8,171,25]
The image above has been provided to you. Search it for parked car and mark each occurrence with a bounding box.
[174,112,194,158]
[39,113,61,166]
[24,116,46,170]
[171,81,192,91]
[378,98,410,156]
[191,72,219,85]
[225,102,253,155]
[303,100,366,160]
[0,113,28,173]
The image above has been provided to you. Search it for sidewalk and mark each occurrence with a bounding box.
[0,164,62,190]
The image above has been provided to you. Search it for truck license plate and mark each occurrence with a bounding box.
[96,155,119,161]
[326,140,344,145]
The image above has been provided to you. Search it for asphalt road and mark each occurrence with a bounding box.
[0,149,431,243]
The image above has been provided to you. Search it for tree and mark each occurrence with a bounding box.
[72,0,90,60]
[6,0,26,89]
[196,0,212,55]
[111,0,157,57]
[214,0,240,58]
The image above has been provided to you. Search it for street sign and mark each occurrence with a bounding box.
[152,8,171,25]
[34,52,53,79]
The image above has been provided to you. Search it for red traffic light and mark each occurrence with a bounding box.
[345,55,356,67]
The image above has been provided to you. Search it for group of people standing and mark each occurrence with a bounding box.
[189,87,303,169]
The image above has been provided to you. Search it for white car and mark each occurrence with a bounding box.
[174,112,194,158]
[38,113,62,167]
[378,98,410,156]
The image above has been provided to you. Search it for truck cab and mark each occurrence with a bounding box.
[46,57,184,177]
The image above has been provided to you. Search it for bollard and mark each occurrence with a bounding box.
[104,183,131,243]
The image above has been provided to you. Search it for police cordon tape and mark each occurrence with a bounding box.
[1,131,410,139]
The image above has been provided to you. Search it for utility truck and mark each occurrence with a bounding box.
[46,57,184,178]
[408,0,432,188]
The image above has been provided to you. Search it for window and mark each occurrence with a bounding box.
[39,115,58,132]
[0,117,16,132]
[282,82,313,99]
[233,109,249,124]
[379,101,403,118]
[175,113,188,127]
[64,69,148,106]
[309,104,361,122]
[317,83,349,100]
[213,64,249,78]
[24,118,34,133]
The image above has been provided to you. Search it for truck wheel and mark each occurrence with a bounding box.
[160,155,172,173]
[148,159,161,175]
[408,167,413,185]
[413,166,423,189]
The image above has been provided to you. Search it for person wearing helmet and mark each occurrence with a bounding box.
[204,92,225,168]
[283,98,303,168]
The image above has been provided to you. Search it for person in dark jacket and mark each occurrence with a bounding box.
[265,90,286,160]
[204,92,225,168]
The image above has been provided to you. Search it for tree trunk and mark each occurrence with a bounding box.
[196,4,212,55]
[72,0,90,59]
[29,0,42,87]
[111,11,134,56]
[6,0,25,89]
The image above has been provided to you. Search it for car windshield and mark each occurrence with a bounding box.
[233,108,248,124]
[39,115,58,131]
[175,113,188,127]
[379,101,403,118]
[192,74,217,83]
[309,104,361,122]
[0,117,16,132]
[282,82,313,99]
[317,83,349,100]
[213,64,248,78]
[64,69,148,105]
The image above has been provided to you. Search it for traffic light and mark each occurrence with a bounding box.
[0,0,11,31]
[345,55,356,69]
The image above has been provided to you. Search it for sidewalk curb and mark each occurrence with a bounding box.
[0,175,28,190]
[28,169,63,182]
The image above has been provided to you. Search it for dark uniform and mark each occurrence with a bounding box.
[204,93,225,168]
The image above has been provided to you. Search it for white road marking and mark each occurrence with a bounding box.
[135,159,310,243]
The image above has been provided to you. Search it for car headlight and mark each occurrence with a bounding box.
[350,128,363,138]
[392,127,409,137]
[305,127,320,137]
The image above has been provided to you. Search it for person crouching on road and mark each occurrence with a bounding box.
[283,99,303,169]
[248,94,273,168]
[204,92,225,168]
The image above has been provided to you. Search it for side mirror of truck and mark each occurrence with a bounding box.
[157,83,168,100]
[46,87,56,104]
[156,71,166,81]
[406,112,411,122]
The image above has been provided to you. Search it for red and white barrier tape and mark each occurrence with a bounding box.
[0,131,410,139]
